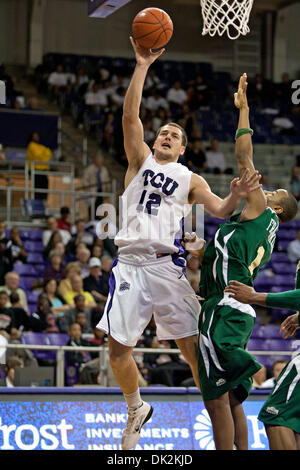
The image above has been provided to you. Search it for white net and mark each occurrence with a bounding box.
[200,0,254,40]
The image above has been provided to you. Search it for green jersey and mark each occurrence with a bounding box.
[200,208,279,299]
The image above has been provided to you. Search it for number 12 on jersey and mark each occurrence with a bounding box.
[137,190,161,215]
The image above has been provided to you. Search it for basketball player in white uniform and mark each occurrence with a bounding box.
[97,37,261,450]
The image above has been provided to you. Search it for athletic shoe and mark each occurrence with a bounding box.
[121,401,153,450]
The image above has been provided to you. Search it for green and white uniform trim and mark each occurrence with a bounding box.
[198,208,279,402]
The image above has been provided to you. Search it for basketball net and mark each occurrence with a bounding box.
[200,0,254,40]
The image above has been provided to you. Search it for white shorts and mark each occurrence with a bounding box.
[96,255,201,347]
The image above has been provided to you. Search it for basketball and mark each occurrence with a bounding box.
[132,7,173,49]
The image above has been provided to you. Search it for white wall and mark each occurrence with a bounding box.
[274,3,300,82]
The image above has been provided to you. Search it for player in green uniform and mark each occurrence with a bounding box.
[225,262,300,450]
[197,73,298,450]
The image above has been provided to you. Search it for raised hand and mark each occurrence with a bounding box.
[234,73,249,109]
[130,36,165,67]
[230,169,262,199]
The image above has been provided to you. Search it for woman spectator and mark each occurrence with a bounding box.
[57,262,81,299]
[30,293,59,333]
[42,251,65,283]
[43,278,69,317]
[8,228,27,264]
[52,241,68,265]
[43,230,63,260]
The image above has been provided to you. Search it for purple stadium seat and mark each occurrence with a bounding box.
[21,332,53,361]
[277,240,290,252]
[272,263,295,275]
[254,325,282,339]
[13,263,36,276]
[272,275,295,287]
[27,253,44,264]
[247,338,266,351]
[18,277,37,290]
[27,291,41,303]
[28,230,44,241]
[277,229,297,241]
[46,333,69,346]
[265,338,294,351]
[254,354,290,370]
[19,229,31,240]
[270,252,289,263]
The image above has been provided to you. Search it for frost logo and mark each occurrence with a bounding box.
[194,409,215,450]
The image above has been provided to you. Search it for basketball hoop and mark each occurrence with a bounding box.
[200,0,254,40]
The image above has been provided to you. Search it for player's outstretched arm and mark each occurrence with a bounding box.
[123,37,165,172]
[234,73,266,220]
[189,169,261,219]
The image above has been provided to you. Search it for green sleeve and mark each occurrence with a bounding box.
[266,290,300,313]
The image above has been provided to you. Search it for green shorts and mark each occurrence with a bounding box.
[198,295,262,402]
[258,353,300,433]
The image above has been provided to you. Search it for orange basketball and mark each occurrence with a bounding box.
[132,7,173,49]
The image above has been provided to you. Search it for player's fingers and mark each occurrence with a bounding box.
[249,183,262,192]
[228,280,242,286]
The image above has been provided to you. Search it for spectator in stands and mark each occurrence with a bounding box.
[9,292,31,337]
[48,64,68,99]
[56,206,72,233]
[290,165,300,201]
[0,271,28,312]
[53,241,68,265]
[83,257,108,305]
[91,242,103,260]
[83,153,111,212]
[67,219,94,256]
[0,356,24,387]
[26,97,41,111]
[205,139,233,174]
[43,278,69,317]
[43,230,63,260]
[63,274,96,308]
[144,68,164,92]
[167,80,187,111]
[177,104,201,141]
[260,359,289,389]
[152,107,171,133]
[57,262,81,299]
[193,74,212,108]
[73,66,89,95]
[65,322,94,373]
[186,255,201,294]
[0,220,13,284]
[0,290,14,336]
[30,293,59,333]
[185,138,207,174]
[58,293,92,334]
[75,311,93,335]
[26,132,52,200]
[43,216,71,247]
[110,86,126,110]
[247,73,273,107]
[85,81,108,110]
[76,247,91,278]
[100,255,112,294]
[102,112,116,153]
[272,113,297,136]
[145,88,169,113]
[276,72,293,106]
[287,230,300,263]
[8,227,27,264]
[43,251,66,283]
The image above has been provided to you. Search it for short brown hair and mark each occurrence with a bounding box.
[277,192,298,223]
[155,122,188,147]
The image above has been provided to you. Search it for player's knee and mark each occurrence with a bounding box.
[109,348,132,368]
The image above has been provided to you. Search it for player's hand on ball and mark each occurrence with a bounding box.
[130,36,165,67]
[230,169,262,198]
[234,73,249,109]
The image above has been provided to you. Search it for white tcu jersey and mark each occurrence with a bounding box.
[115,153,193,257]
